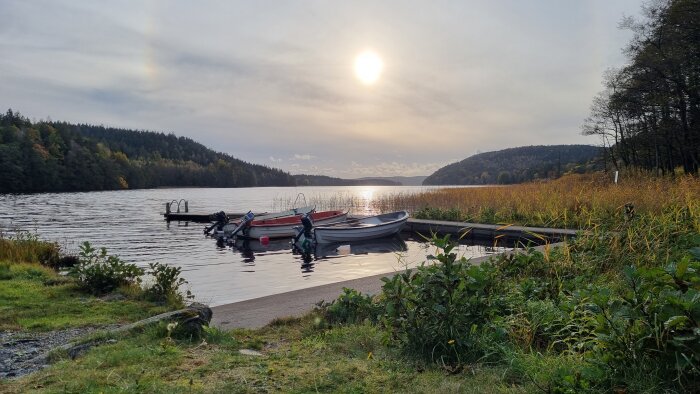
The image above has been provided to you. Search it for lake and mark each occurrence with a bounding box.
[0,185,505,306]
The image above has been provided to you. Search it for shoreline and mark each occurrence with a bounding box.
[210,243,559,329]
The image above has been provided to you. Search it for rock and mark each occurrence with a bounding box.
[239,349,263,357]
[175,302,213,339]
[99,293,126,302]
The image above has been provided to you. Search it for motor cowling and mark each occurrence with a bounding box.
[293,213,314,251]
[300,213,314,237]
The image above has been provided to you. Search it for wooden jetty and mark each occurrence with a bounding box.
[164,211,262,222]
[404,218,577,243]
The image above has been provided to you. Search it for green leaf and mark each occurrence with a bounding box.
[689,247,700,261]
[676,257,689,278]
[664,315,690,330]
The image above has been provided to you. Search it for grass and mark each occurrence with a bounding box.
[0,237,173,331]
[0,262,170,331]
[4,315,534,393]
[0,231,61,267]
[376,172,700,229]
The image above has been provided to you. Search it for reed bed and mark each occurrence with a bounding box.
[374,173,700,230]
[0,231,60,266]
[272,190,413,215]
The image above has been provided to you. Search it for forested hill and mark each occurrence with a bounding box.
[423,145,603,185]
[0,110,295,193]
[293,175,400,186]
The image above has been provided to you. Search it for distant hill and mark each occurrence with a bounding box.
[293,175,400,186]
[0,109,295,193]
[423,145,603,185]
[357,176,427,186]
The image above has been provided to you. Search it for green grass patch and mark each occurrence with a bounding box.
[0,262,170,331]
[5,314,533,393]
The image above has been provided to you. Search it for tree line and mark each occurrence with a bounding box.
[0,110,296,193]
[423,145,603,185]
[583,0,699,174]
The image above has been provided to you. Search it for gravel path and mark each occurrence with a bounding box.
[0,327,102,379]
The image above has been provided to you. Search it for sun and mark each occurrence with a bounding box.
[354,50,384,85]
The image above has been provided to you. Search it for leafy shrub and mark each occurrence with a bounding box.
[381,235,503,365]
[69,242,144,295]
[320,288,380,325]
[145,262,192,304]
[586,259,700,391]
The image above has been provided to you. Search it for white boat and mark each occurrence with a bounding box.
[241,210,348,239]
[311,211,409,243]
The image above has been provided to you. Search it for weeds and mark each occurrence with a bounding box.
[325,220,700,392]
[380,173,700,229]
[144,262,192,305]
[0,231,60,267]
[69,241,144,295]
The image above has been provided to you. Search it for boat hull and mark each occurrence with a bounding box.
[245,212,347,239]
[220,206,315,236]
[313,211,409,243]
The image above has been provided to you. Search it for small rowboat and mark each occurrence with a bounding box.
[235,210,348,239]
[244,210,348,239]
[310,211,409,243]
[220,206,315,236]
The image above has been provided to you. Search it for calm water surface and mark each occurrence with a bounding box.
[0,186,504,306]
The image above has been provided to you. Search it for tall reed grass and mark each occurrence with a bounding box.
[376,173,700,230]
[0,231,61,266]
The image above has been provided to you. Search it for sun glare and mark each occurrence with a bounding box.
[354,50,383,85]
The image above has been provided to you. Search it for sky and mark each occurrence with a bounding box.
[0,0,645,178]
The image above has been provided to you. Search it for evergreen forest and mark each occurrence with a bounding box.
[0,110,296,193]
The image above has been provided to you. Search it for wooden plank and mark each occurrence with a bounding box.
[163,212,255,222]
[405,218,577,242]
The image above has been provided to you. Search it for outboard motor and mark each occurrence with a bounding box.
[293,212,314,252]
[204,211,229,235]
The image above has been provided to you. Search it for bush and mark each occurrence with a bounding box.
[319,288,380,325]
[69,242,144,295]
[381,235,503,365]
[586,260,700,391]
[145,262,192,304]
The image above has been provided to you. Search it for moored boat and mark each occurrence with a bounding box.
[232,210,348,239]
[220,206,315,236]
[310,211,409,243]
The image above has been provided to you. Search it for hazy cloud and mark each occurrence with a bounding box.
[0,0,644,177]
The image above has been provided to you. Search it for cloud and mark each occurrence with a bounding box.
[0,0,644,179]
